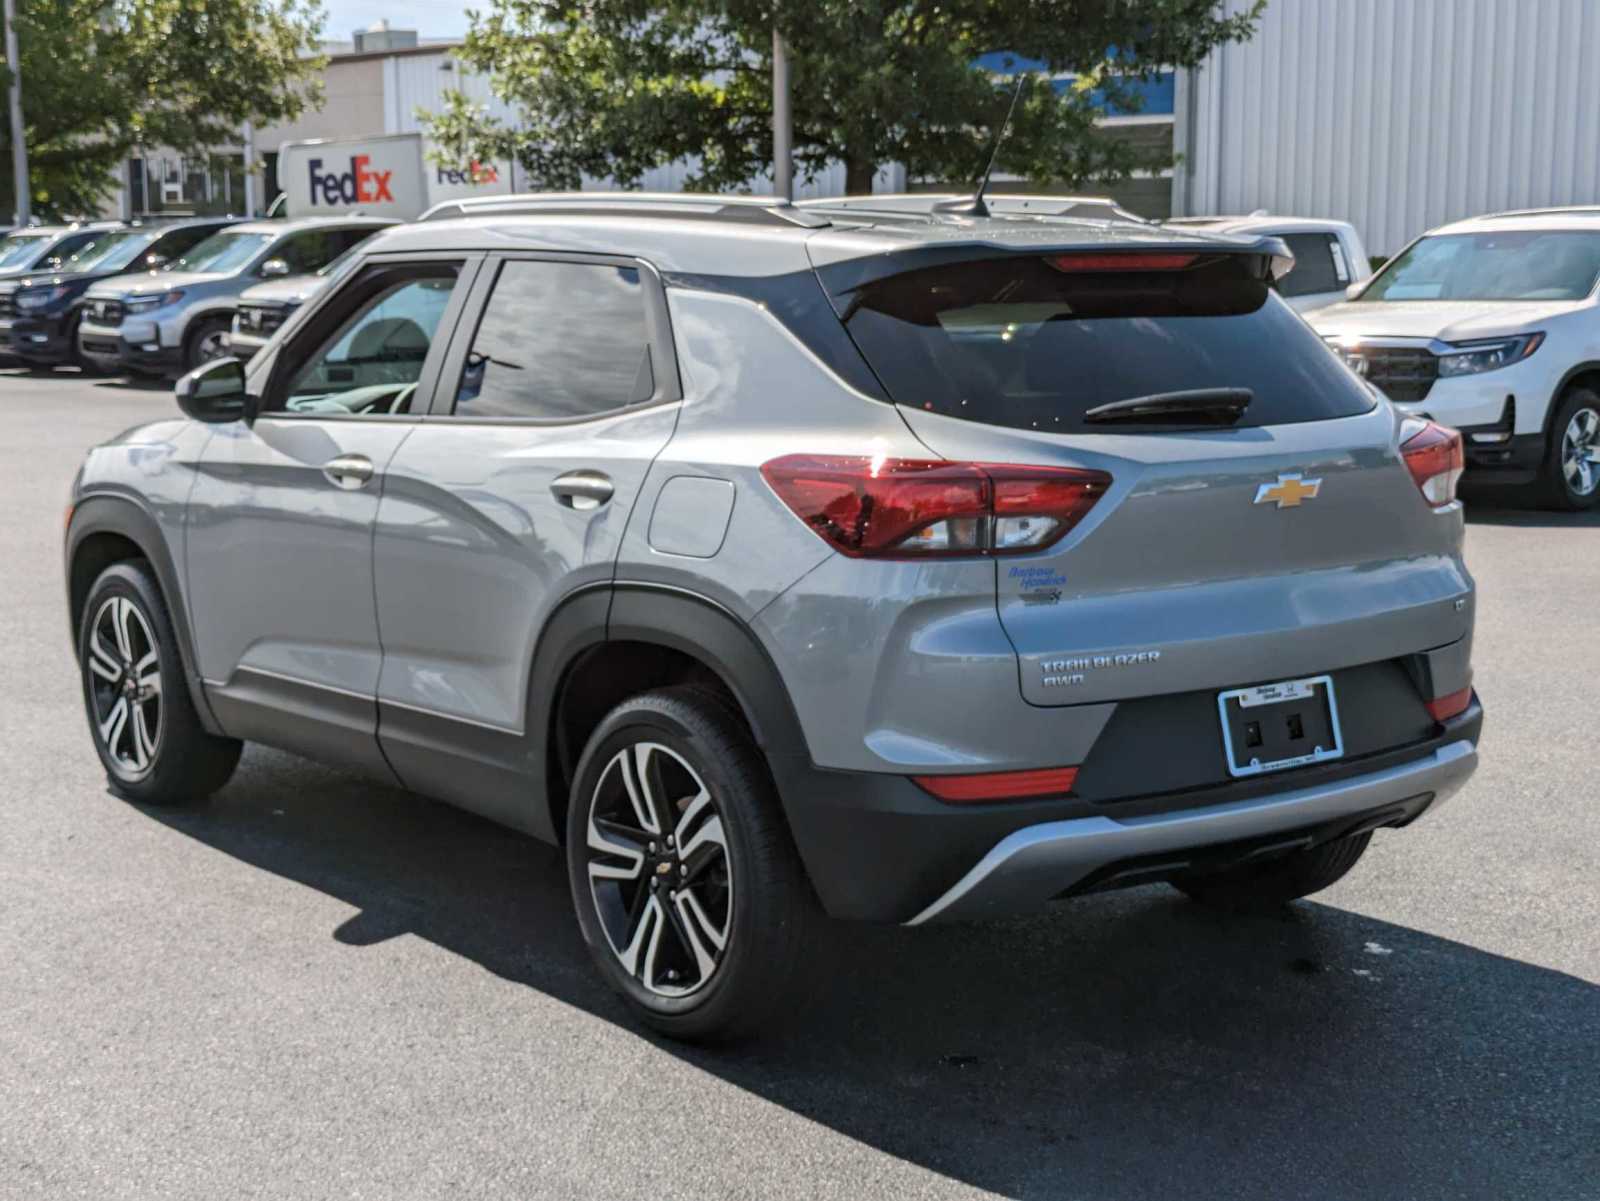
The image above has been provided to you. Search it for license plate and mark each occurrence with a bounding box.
[1217,675,1344,778]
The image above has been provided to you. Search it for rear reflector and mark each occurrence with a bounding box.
[1400,419,1465,508]
[760,456,1110,558]
[913,766,1079,803]
[1046,252,1198,273]
[1424,687,1473,722]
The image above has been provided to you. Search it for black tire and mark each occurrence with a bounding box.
[1537,386,1600,511]
[183,317,232,374]
[1172,832,1372,911]
[566,686,814,1042]
[77,560,241,805]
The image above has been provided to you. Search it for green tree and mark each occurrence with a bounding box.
[0,1,326,219]
[423,1,1262,196]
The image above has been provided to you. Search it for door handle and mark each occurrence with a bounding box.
[322,454,375,490]
[551,470,614,511]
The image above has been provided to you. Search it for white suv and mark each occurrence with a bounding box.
[1311,208,1600,509]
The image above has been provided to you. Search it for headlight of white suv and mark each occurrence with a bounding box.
[1436,333,1544,377]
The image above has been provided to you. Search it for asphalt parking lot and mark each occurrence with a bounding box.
[2,367,1597,1200]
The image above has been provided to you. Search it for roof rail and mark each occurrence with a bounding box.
[795,192,1152,225]
[1476,204,1600,220]
[418,191,831,228]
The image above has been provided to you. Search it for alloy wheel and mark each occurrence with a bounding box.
[195,329,231,364]
[86,596,162,776]
[1562,406,1600,496]
[585,742,732,998]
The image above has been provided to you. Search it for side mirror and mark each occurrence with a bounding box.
[145,253,169,270]
[175,358,253,424]
[1345,280,1368,301]
[258,258,291,278]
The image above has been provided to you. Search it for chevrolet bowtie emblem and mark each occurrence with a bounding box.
[1254,473,1322,508]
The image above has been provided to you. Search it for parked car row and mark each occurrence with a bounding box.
[0,219,235,369]
[0,216,393,376]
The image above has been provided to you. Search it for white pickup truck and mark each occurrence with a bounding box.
[1167,214,1372,314]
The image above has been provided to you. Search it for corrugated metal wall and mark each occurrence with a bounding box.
[1177,0,1600,255]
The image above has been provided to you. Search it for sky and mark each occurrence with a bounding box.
[321,2,473,41]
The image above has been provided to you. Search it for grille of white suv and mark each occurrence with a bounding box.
[1355,347,1438,403]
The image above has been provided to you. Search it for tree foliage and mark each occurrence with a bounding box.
[424,1,1263,195]
[0,1,326,218]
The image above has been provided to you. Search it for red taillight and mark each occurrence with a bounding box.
[1046,252,1198,272]
[760,455,1110,558]
[1424,687,1473,722]
[1400,419,1464,508]
[913,766,1079,803]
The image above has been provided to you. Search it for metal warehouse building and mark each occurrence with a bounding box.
[1174,0,1600,255]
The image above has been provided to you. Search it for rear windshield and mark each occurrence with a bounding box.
[843,254,1375,433]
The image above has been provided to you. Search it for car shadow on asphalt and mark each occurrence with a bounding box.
[136,746,1599,1200]
[1464,501,1600,528]
[0,367,170,393]
[91,374,172,393]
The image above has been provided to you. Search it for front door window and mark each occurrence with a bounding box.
[278,266,461,416]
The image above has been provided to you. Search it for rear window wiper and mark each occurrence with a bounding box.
[1083,388,1253,427]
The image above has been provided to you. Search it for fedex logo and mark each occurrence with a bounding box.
[308,155,395,206]
[436,160,499,187]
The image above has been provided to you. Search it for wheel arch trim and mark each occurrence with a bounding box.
[1545,361,1600,436]
[602,581,812,761]
[65,492,222,735]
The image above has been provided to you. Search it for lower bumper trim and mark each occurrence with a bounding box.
[907,739,1478,925]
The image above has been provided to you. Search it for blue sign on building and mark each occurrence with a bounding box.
[972,52,1176,118]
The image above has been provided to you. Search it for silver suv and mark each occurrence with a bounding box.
[65,194,1482,1040]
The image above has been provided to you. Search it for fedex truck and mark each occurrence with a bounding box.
[277,132,515,221]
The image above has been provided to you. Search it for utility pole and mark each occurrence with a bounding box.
[772,23,792,201]
[3,0,29,224]
[242,121,257,217]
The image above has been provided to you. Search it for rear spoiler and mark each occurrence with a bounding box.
[808,235,1296,301]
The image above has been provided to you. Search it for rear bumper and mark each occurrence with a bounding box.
[775,700,1481,923]
[908,737,1477,924]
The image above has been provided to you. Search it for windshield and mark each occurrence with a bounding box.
[0,233,51,268]
[1363,231,1600,302]
[843,253,1375,434]
[169,231,273,275]
[62,230,153,273]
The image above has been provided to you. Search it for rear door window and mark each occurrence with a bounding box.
[273,230,342,274]
[1275,233,1345,297]
[450,259,660,420]
[843,253,1375,434]
[152,224,222,263]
